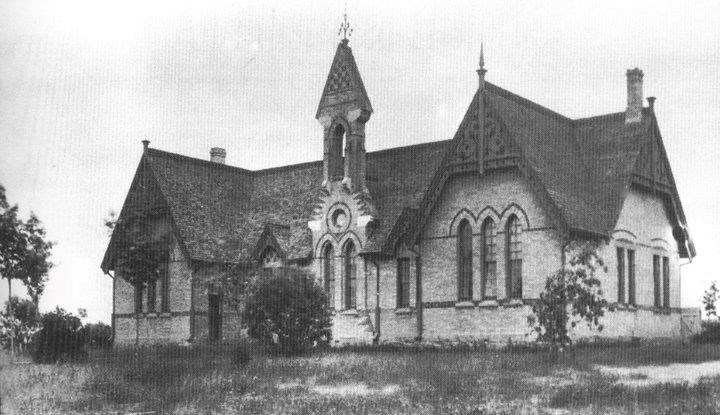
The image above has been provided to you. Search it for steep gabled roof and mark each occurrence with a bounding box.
[102,78,695,271]
[401,81,693,257]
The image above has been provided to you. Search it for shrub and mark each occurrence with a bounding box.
[528,241,610,349]
[693,320,720,344]
[83,322,113,349]
[30,307,87,363]
[0,297,40,352]
[243,267,332,354]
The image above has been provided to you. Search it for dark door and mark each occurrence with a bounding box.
[208,294,221,341]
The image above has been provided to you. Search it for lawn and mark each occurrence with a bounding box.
[2,341,720,414]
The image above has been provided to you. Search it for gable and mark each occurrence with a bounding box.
[101,157,176,272]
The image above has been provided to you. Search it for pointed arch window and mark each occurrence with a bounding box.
[329,123,346,179]
[481,218,497,299]
[457,219,473,301]
[261,247,281,268]
[506,215,522,299]
[343,241,357,309]
[323,244,335,308]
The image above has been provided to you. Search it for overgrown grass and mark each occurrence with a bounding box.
[2,341,720,414]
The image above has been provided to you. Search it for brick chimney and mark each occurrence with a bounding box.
[625,68,644,124]
[210,147,226,164]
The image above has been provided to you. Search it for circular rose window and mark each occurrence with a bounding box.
[327,204,351,233]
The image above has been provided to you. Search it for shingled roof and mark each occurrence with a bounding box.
[102,78,695,272]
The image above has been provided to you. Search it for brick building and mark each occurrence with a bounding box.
[101,37,697,345]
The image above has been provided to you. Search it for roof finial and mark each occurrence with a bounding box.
[479,42,485,70]
[338,2,353,43]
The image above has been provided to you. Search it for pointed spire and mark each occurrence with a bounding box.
[477,43,487,88]
[479,42,485,70]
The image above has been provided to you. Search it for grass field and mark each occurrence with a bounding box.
[2,341,720,414]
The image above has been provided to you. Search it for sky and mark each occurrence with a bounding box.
[0,0,719,323]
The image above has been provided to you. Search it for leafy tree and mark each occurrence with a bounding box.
[111,212,170,345]
[0,183,54,354]
[30,307,87,363]
[243,267,332,354]
[528,241,611,349]
[703,281,719,319]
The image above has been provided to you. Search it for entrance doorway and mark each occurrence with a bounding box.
[208,293,221,341]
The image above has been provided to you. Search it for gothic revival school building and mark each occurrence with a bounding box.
[102,37,697,345]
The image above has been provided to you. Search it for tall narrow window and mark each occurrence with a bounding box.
[506,215,522,299]
[344,241,357,309]
[481,218,497,299]
[134,284,143,314]
[147,279,156,313]
[653,255,661,307]
[323,244,335,308]
[627,249,636,306]
[663,256,670,308]
[329,124,345,179]
[160,259,170,313]
[457,219,473,301]
[616,247,625,304]
[397,258,410,308]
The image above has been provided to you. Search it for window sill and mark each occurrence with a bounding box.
[159,312,172,318]
[395,308,413,315]
[146,312,158,318]
[477,300,499,308]
[502,299,524,308]
[455,301,475,309]
[341,309,359,316]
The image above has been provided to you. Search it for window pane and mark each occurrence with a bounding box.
[344,242,356,309]
[653,255,661,307]
[147,279,156,313]
[663,257,670,308]
[628,249,636,306]
[161,261,170,312]
[324,245,334,308]
[135,285,143,314]
[458,220,473,301]
[483,261,497,298]
[616,248,625,304]
[397,259,410,308]
[506,216,522,299]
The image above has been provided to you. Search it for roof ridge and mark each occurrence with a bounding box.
[573,111,624,124]
[367,139,452,157]
[485,82,572,123]
[146,148,253,175]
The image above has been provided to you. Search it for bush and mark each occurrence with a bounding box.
[243,267,332,354]
[30,307,87,363]
[83,322,113,349]
[693,320,720,344]
[0,297,40,351]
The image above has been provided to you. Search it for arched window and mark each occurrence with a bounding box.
[506,215,522,299]
[323,244,335,308]
[329,123,346,179]
[457,219,473,301]
[481,218,497,299]
[260,247,281,268]
[343,241,357,309]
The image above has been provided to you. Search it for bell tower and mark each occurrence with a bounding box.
[316,14,373,193]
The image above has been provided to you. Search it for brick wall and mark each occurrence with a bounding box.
[113,232,193,344]
[420,170,562,305]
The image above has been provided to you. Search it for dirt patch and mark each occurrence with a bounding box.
[596,360,720,386]
[311,383,400,396]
